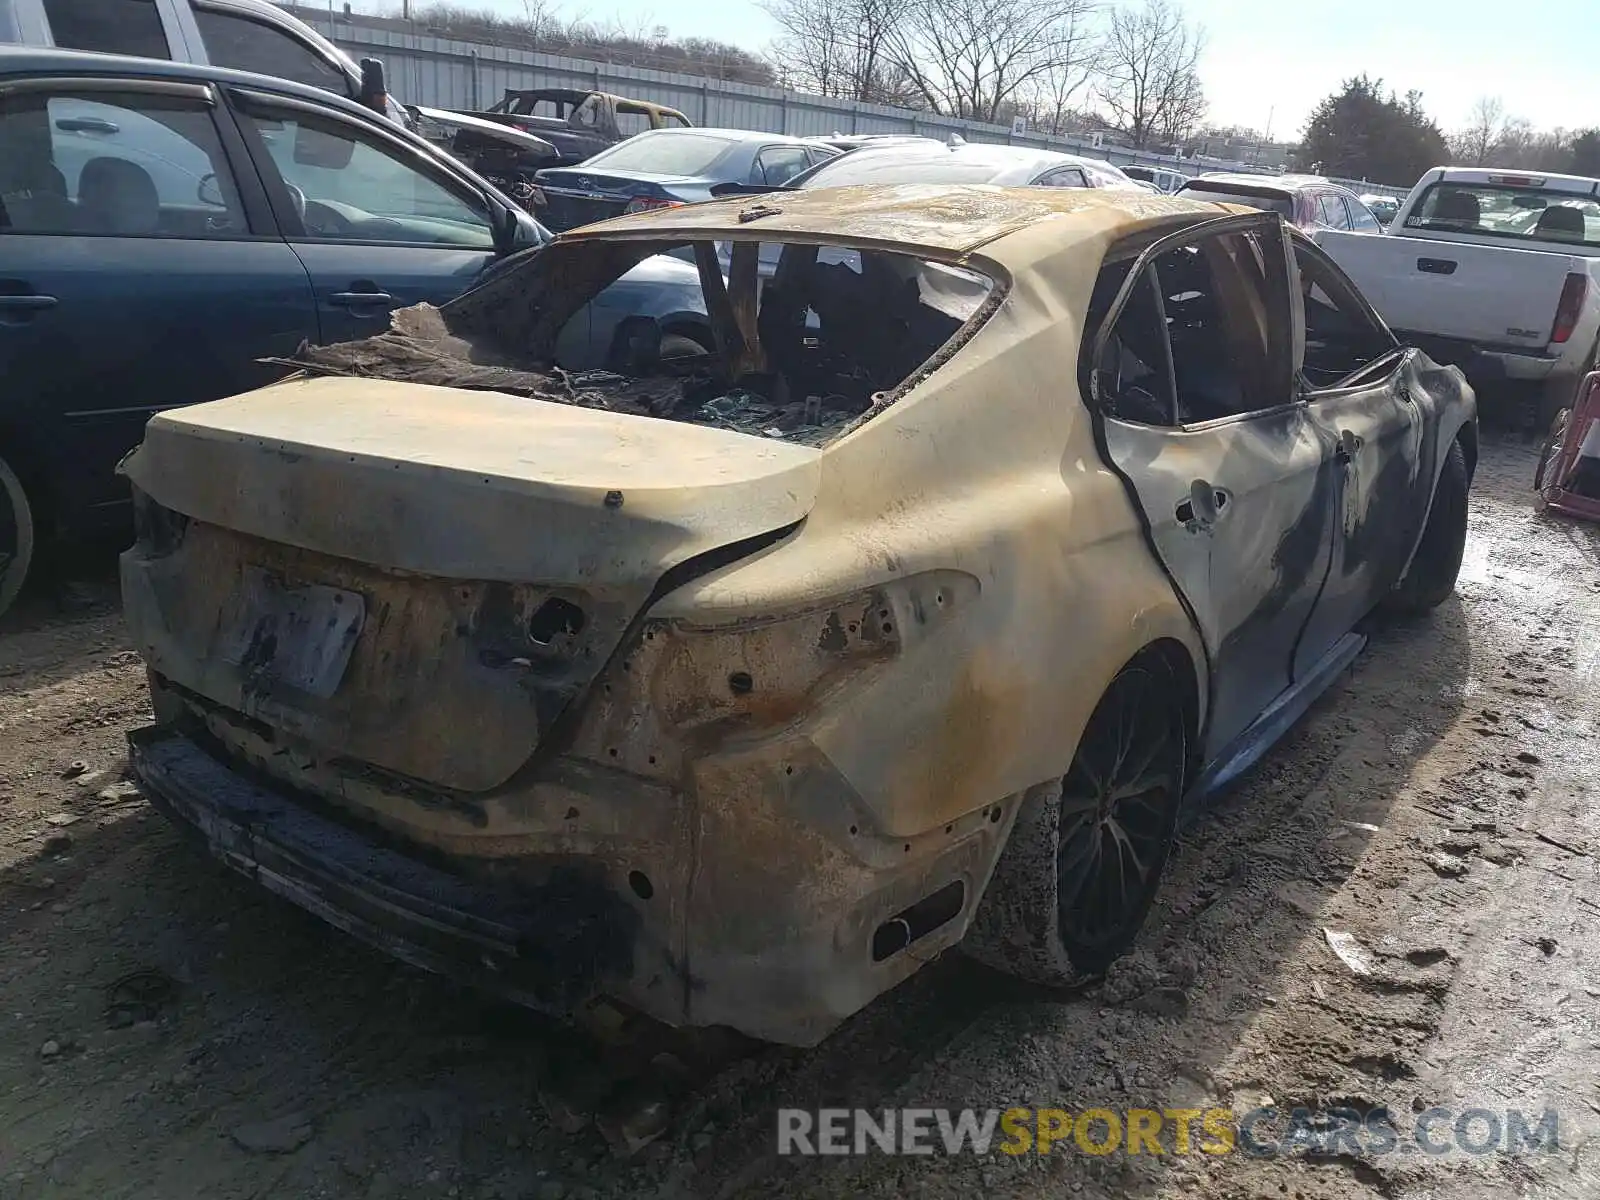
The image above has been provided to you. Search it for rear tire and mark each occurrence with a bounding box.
[0,453,36,622]
[963,657,1187,984]
[1385,440,1469,615]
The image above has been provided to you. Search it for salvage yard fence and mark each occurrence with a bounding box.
[305,11,1411,201]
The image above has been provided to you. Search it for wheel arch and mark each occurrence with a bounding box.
[961,635,1200,984]
[1455,419,1479,486]
[1136,637,1204,794]
[0,417,50,528]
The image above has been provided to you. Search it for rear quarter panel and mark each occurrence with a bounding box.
[652,220,1206,840]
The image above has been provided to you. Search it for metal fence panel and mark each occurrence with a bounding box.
[306,13,1412,199]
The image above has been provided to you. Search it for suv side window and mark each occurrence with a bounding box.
[0,89,247,238]
[43,0,171,58]
[1317,193,1352,230]
[1293,242,1398,387]
[1087,227,1293,426]
[194,9,351,95]
[236,102,493,248]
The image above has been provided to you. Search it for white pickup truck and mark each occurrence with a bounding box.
[1316,167,1600,418]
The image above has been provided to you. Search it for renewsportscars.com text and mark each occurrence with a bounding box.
[777,1106,1561,1158]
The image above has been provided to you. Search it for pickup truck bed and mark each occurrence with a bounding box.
[1318,231,1600,382]
[1315,167,1600,423]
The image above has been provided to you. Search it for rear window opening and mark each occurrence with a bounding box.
[583,133,738,176]
[1402,183,1600,247]
[1178,186,1294,219]
[281,236,999,448]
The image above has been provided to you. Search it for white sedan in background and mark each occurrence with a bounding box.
[784,138,1153,192]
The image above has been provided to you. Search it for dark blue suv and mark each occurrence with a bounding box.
[0,46,712,618]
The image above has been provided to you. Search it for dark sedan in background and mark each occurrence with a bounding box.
[532,127,839,231]
[0,46,710,618]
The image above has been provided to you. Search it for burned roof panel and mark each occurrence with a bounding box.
[560,183,1232,257]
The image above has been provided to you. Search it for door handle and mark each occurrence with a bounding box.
[329,291,394,308]
[0,294,58,311]
[0,293,58,325]
[1176,479,1229,530]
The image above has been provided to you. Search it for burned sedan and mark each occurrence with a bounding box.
[120,186,1476,1047]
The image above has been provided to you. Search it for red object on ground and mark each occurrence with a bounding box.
[1536,370,1600,523]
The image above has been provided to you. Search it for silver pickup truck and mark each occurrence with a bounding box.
[1317,167,1600,422]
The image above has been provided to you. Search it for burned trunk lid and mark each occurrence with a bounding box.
[122,376,820,792]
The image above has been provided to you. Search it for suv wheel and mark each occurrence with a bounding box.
[0,453,36,621]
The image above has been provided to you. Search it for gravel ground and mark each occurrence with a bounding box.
[2,432,1599,1200]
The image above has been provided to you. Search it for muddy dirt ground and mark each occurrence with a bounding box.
[4,431,1600,1200]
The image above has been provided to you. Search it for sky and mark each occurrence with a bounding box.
[346,0,1598,141]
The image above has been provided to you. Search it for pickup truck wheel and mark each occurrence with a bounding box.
[0,453,36,621]
[962,658,1186,984]
[1385,440,1469,615]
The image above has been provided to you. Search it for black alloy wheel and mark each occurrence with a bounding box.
[1055,663,1186,968]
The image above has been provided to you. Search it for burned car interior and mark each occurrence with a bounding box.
[1085,224,1295,426]
[284,234,997,447]
[1083,220,1401,425]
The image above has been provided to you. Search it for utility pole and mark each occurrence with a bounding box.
[402,0,412,17]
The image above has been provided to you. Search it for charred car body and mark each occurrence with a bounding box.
[121,187,1476,1046]
[465,87,689,166]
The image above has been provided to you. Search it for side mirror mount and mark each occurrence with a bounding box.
[358,58,388,117]
[197,172,225,208]
[495,202,548,256]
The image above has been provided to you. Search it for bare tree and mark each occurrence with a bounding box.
[882,0,1098,124]
[1095,0,1205,148]
[1453,96,1506,165]
[761,0,903,102]
[1025,14,1103,135]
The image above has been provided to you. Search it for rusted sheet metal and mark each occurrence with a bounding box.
[558,182,1230,256]
[125,377,822,585]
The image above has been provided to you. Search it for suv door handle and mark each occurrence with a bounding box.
[329,291,394,308]
[0,293,58,325]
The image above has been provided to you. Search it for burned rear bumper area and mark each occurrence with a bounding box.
[128,719,1001,1046]
[127,726,637,1015]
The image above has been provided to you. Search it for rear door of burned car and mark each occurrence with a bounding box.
[1288,235,1439,663]
[1083,212,1342,760]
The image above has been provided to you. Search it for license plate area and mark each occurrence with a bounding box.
[218,568,366,699]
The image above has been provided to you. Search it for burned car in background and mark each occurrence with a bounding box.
[407,104,559,209]
[464,87,691,168]
[120,187,1476,1046]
